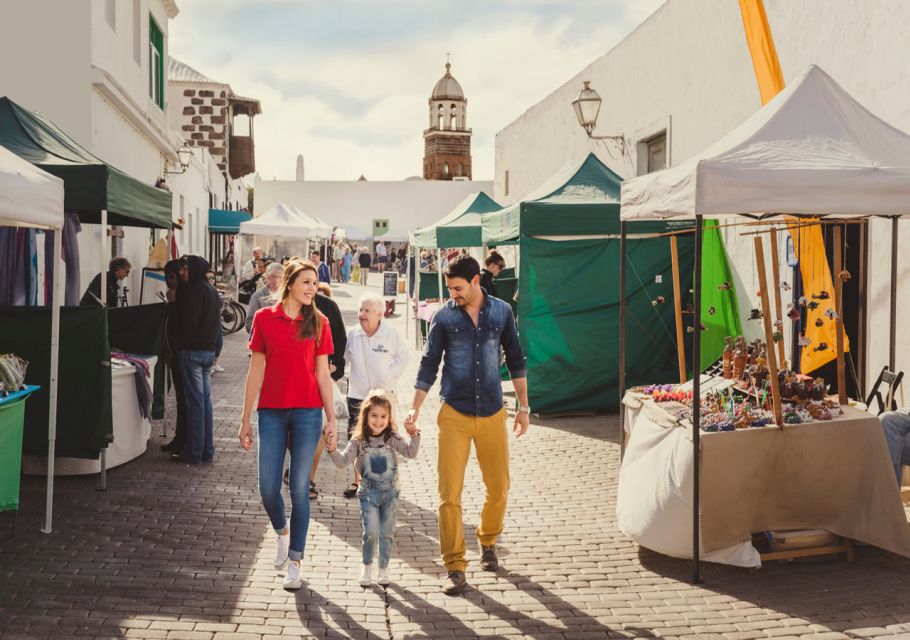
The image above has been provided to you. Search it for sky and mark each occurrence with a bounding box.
[170,0,665,182]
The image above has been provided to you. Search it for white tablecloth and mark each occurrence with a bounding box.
[23,355,157,476]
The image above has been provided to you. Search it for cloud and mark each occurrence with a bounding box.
[169,1,664,180]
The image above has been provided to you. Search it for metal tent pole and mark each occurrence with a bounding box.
[619,222,627,457]
[42,226,63,534]
[692,214,703,584]
[891,217,898,372]
[99,209,108,491]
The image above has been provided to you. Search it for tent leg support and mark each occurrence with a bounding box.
[97,450,107,491]
[692,214,703,585]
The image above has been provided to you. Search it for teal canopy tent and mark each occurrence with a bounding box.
[208,208,252,234]
[0,97,172,228]
[482,153,695,414]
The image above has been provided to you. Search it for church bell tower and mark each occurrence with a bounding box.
[423,59,472,180]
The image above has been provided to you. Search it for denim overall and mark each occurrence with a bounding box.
[357,437,400,568]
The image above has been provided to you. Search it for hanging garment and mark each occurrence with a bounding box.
[0,228,17,305]
[63,212,82,306]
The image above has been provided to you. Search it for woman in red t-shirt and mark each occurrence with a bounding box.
[239,259,337,590]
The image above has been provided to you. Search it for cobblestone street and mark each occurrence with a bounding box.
[3,275,910,639]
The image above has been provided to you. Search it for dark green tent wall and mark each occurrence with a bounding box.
[518,236,694,414]
[0,306,112,458]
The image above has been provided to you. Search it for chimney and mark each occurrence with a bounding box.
[296,154,305,181]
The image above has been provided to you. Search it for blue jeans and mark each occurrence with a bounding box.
[359,486,399,568]
[881,410,910,485]
[178,350,215,463]
[258,408,322,561]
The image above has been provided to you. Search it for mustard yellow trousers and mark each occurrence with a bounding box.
[437,403,510,572]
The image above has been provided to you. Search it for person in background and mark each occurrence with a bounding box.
[480,250,506,298]
[238,258,266,304]
[358,248,372,285]
[341,291,409,498]
[375,240,387,273]
[241,246,264,282]
[332,241,343,281]
[80,257,131,307]
[290,281,347,500]
[341,246,353,283]
[239,259,336,590]
[880,409,910,486]
[206,270,226,374]
[161,260,188,454]
[173,255,221,465]
[246,262,283,334]
[312,250,331,285]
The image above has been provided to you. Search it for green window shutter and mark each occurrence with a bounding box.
[148,16,164,109]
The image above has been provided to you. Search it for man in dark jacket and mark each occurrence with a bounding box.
[173,255,221,464]
[358,249,371,285]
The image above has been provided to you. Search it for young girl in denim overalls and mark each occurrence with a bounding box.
[326,389,420,586]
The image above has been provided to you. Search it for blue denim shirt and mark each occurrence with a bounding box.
[416,292,526,417]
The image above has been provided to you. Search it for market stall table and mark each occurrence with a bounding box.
[23,355,157,476]
[618,392,910,568]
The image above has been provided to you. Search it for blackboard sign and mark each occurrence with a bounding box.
[383,271,399,297]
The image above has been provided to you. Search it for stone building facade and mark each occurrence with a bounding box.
[423,62,472,180]
[168,58,260,184]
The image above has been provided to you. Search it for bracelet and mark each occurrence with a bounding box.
[517,404,531,414]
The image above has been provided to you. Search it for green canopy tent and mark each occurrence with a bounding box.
[411,192,502,343]
[481,153,695,414]
[0,96,172,506]
[0,97,172,229]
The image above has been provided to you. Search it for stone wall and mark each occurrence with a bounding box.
[173,83,231,174]
[423,132,471,180]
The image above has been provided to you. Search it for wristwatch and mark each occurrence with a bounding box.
[517,404,531,414]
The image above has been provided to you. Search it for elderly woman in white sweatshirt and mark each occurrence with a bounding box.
[341,291,410,497]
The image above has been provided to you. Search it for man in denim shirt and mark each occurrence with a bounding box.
[404,255,529,595]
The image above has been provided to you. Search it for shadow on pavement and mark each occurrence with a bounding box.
[387,575,657,640]
[636,543,910,634]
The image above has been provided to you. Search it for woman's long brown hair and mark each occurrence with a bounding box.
[277,259,325,344]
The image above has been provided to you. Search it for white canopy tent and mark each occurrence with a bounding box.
[239,203,321,238]
[618,65,910,581]
[621,65,910,220]
[0,145,65,533]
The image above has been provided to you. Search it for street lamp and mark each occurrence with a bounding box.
[572,81,624,155]
[164,141,193,176]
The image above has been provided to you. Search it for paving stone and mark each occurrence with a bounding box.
[2,274,910,640]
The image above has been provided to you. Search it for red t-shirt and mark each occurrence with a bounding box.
[249,303,334,409]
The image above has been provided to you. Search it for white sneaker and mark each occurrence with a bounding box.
[377,567,391,586]
[213,363,225,373]
[359,564,372,587]
[273,533,289,569]
[283,560,302,590]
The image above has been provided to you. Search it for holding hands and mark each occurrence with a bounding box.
[403,408,419,434]
[325,430,338,452]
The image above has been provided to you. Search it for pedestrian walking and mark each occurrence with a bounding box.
[312,250,331,284]
[326,389,420,587]
[358,248,372,285]
[403,254,529,595]
[245,262,283,334]
[239,259,337,590]
[160,259,187,454]
[173,255,221,465]
[375,240,387,273]
[342,291,409,497]
[341,246,353,283]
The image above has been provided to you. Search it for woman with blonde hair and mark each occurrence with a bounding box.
[239,259,337,590]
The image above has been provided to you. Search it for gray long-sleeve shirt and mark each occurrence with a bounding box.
[327,431,421,470]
